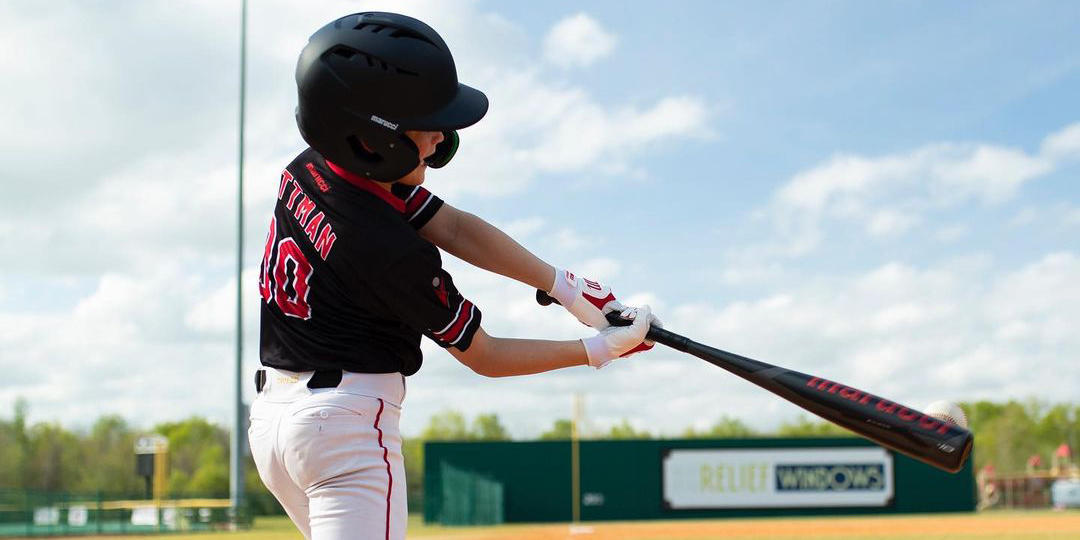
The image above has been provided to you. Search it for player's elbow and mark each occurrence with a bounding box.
[466,360,506,378]
[458,354,507,378]
[449,328,506,378]
[459,351,509,378]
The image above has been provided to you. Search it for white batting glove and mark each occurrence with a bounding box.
[581,305,659,369]
[548,267,626,329]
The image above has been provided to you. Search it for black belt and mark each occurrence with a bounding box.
[255,369,343,393]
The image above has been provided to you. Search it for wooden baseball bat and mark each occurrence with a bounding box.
[537,290,973,473]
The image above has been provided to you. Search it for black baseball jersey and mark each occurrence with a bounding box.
[258,148,482,376]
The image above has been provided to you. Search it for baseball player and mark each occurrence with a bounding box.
[248,12,660,540]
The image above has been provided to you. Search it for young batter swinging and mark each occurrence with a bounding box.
[248,12,660,540]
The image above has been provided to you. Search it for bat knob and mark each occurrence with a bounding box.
[536,289,559,306]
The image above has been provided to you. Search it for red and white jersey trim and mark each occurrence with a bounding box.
[404,186,434,222]
[431,299,477,346]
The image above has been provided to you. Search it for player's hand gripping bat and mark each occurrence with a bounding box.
[536,290,973,473]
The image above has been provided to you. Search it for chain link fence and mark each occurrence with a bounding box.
[0,491,257,537]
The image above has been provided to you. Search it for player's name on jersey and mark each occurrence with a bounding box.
[277,168,337,261]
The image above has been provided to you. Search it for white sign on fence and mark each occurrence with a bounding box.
[162,506,178,529]
[663,447,894,509]
[32,507,59,526]
[67,505,88,527]
[130,505,159,526]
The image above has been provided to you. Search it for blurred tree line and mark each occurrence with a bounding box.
[0,398,276,514]
[2,398,1075,514]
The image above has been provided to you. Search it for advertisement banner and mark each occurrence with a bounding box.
[663,447,894,509]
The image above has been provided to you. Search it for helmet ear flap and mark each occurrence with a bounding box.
[345,135,385,166]
[424,131,459,169]
[341,130,420,182]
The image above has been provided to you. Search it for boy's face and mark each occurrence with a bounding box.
[397,130,444,186]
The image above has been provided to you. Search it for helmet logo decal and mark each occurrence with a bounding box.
[370,115,399,130]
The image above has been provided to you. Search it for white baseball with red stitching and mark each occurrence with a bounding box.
[548,267,625,329]
[923,401,969,429]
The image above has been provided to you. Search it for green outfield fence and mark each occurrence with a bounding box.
[425,437,978,525]
[0,491,258,537]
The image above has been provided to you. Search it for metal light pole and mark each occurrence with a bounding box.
[230,0,248,523]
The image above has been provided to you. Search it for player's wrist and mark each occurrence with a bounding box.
[549,267,577,306]
[580,335,615,369]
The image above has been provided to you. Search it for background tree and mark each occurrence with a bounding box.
[683,416,758,438]
[71,415,142,495]
[606,419,651,439]
[471,413,511,441]
[7,398,31,489]
[539,419,574,440]
[153,417,229,496]
[419,410,470,441]
[0,401,26,489]
[23,422,84,491]
[776,415,855,437]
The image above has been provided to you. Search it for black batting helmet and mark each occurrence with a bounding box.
[295,12,488,181]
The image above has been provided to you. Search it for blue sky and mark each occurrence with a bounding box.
[1,0,1077,438]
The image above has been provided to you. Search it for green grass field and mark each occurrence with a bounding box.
[42,510,1080,540]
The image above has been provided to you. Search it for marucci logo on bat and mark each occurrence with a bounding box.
[804,377,953,437]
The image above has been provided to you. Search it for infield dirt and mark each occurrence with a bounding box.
[46,511,1080,540]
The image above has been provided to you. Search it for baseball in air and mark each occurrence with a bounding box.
[924,401,969,429]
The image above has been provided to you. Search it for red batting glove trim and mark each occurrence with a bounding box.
[585,292,616,312]
[619,341,654,358]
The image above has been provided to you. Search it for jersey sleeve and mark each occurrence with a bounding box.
[374,245,482,351]
[391,184,444,230]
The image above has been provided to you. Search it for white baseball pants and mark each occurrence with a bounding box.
[248,368,407,540]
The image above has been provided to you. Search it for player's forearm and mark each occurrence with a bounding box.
[459,333,588,378]
[441,211,555,291]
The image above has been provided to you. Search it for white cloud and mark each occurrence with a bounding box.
[0,267,260,427]
[1068,208,1080,226]
[1010,202,1080,230]
[719,263,787,286]
[437,71,711,197]
[764,123,1079,256]
[866,209,919,237]
[930,145,1051,203]
[1041,122,1080,161]
[0,0,240,205]
[934,224,968,242]
[542,13,617,69]
[528,95,711,174]
[184,271,259,337]
[985,252,1080,344]
[495,217,546,238]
